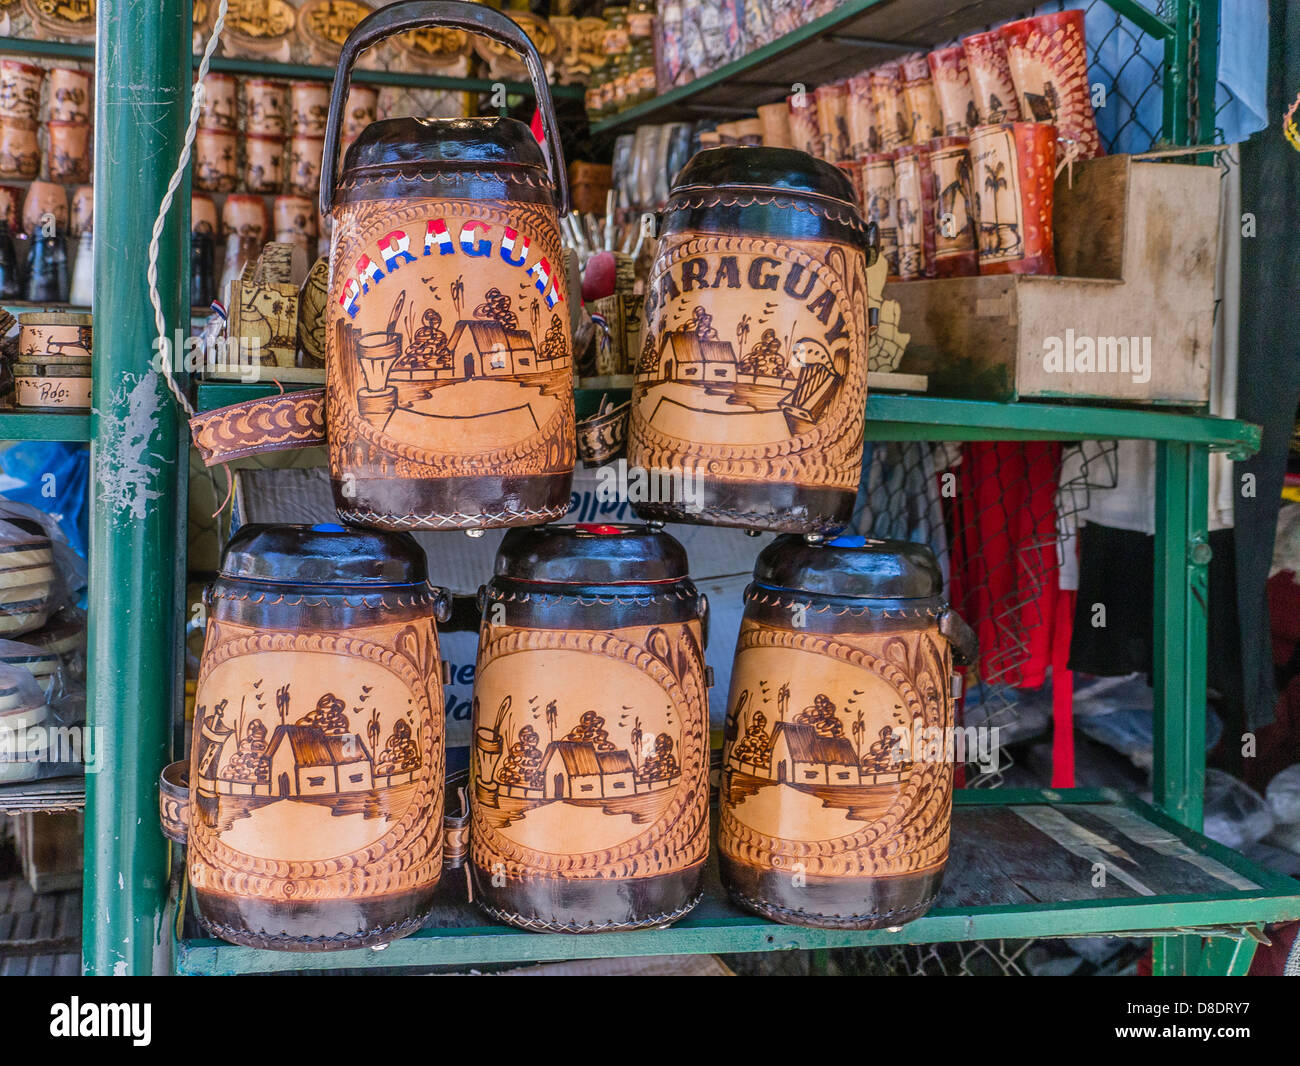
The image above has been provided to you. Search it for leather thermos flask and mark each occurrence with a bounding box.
[628,146,878,534]
[719,535,977,929]
[160,524,451,950]
[188,1,575,533]
[470,524,711,932]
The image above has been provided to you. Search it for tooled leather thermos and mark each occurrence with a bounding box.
[719,535,977,929]
[470,524,710,931]
[320,1,574,530]
[161,524,451,950]
[628,146,878,534]
[188,2,575,528]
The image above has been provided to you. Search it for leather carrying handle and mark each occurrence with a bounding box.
[320,0,569,217]
[939,608,978,667]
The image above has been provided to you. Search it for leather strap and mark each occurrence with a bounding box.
[189,389,327,466]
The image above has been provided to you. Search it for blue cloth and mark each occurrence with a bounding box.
[1034,0,1269,151]
[0,442,90,556]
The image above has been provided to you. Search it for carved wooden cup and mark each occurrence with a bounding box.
[719,535,977,929]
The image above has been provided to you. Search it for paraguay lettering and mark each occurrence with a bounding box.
[339,219,563,318]
[648,254,849,347]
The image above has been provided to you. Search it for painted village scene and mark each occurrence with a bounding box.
[340,278,570,453]
[635,291,850,447]
[192,652,429,862]
[472,650,686,853]
[724,650,917,834]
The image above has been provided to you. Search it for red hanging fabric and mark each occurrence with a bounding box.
[948,441,1062,689]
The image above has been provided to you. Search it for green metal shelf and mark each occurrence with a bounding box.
[0,411,91,442]
[590,0,1174,134]
[192,380,1261,454]
[0,36,583,98]
[174,789,1299,975]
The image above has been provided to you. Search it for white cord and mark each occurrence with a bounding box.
[146,0,231,419]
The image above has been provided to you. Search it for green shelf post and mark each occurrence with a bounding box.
[1151,440,1211,978]
[83,0,190,975]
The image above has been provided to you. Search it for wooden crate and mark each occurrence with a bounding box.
[889,155,1219,404]
[14,811,82,894]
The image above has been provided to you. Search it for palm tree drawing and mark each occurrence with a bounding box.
[736,313,751,357]
[451,275,465,319]
[983,159,1008,250]
[852,708,865,761]
[545,699,558,743]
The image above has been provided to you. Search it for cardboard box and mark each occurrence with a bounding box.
[891,155,1218,405]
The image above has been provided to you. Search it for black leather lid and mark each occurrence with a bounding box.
[753,534,943,600]
[220,523,428,587]
[342,116,549,176]
[494,524,690,586]
[670,145,859,207]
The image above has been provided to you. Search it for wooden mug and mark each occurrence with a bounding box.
[195,126,237,192]
[961,30,1023,124]
[243,133,286,194]
[245,77,289,136]
[342,83,379,140]
[48,67,92,123]
[927,45,979,136]
[893,144,937,280]
[927,135,979,277]
[1001,10,1102,161]
[0,60,44,122]
[191,192,219,237]
[814,82,852,163]
[787,93,821,157]
[198,71,238,130]
[0,120,39,180]
[47,121,91,183]
[71,185,94,236]
[860,152,900,278]
[22,181,68,235]
[221,193,269,241]
[273,194,317,248]
[288,133,325,196]
[845,73,876,158]
[969,121,1056,275]
[290,80,331,136]
[868,63,906,151]
[756,101,793,149]
[898,52,944,145]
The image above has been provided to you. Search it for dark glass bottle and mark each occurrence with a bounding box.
[190,231,215,308]
[0,220,22,300]
[25,230,69,303]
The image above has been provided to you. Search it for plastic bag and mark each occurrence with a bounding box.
[1202,768,1275,850]
[0,660,51,783]
[1265,763,1300,825]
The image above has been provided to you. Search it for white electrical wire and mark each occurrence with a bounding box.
[146,0,231,419]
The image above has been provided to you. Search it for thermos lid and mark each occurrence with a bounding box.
[343,116,550,179]
[220,523,428,587]
[670,145,860,209]
[753,534,943,600]
[494,524,690,586]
